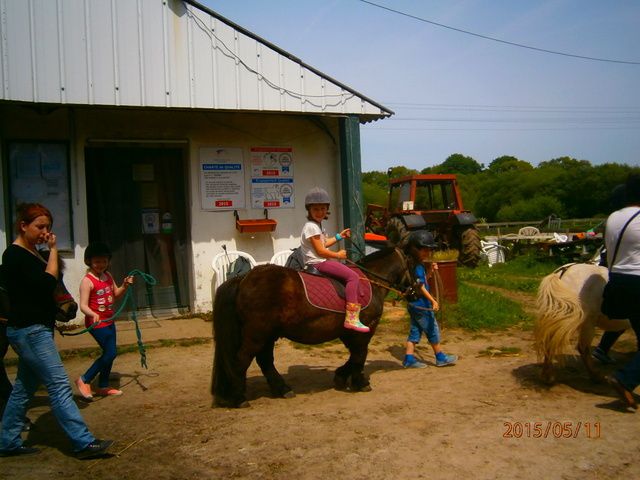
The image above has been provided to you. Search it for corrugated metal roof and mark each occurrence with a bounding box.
[0,0,393,122]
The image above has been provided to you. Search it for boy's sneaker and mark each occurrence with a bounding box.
[96,388,123,396]
[403,359,427,369]
[75,378,93,400]
[0,446,41,457]
[435,353,457,367]
[76,439,114,460]
[592,347,615,365]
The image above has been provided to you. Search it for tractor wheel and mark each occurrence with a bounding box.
[459,227,481,268]
[385,217,410,247]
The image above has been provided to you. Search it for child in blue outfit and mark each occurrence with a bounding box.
[403,231,457,369]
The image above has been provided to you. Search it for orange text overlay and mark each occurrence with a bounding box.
[503,421,600,439]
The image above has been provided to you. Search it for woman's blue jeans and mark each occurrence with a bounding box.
[0,324,94,452]
[81,323,117,388]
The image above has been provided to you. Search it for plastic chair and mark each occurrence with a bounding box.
[518,226,540,237]
[269,250,293,266]
[211,250,257,290]
[480,240,506,267]
[553,232,568,243]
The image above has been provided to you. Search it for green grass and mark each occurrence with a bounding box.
[441,282,531,331]
[458,253,557,293]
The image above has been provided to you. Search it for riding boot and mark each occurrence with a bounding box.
[344,302,370,333]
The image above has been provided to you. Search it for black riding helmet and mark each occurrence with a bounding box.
[84,242,112,266]
[406,230,437,250]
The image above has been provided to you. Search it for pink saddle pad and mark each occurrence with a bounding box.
[298,266,372,313]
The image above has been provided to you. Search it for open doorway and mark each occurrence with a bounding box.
[85,145,190,316]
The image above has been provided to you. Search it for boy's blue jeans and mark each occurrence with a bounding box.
[407,308,440,344]
[82,323,117,389]
[0,324,94,452]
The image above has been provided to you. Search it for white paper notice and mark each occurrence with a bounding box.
[200,147,245,210]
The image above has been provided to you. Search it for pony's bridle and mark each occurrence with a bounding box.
[348,248,415,298]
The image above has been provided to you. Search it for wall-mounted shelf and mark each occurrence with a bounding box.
[234,209,277,233]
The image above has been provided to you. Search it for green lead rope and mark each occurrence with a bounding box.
[61,269,157,369]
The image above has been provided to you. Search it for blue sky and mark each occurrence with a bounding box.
[202,0,640,172]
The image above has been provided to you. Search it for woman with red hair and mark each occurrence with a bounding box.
[0,203,113,458]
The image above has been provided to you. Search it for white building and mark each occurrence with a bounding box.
[0,0,392,315]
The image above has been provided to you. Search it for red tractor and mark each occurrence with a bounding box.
[365,174,481,267]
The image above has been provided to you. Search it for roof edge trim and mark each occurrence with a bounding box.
[183,0,394,118]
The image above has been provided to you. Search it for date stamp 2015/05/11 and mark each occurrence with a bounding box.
[503,421,601,439]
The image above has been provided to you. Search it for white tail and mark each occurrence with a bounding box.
[534,269,585,365]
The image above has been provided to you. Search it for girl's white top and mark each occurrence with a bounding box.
[300,220,326,265]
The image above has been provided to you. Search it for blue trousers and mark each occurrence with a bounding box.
[614,317,640,392]
[81,323,117,389]
[0,324,94,452]
[407,308,440,345]
[0,323,12,411]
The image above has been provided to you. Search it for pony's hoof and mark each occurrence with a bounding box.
[334,378,348,391]
[541,375,555,385]
[282,390,296,399]
[355,385,372,393]
[214,397,250,409]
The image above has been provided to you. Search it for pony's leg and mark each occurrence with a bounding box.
[541,355,555,385]
[212,348,249,409]
[256,340,294,399]
[335,337,372,392]
[577,320,603,383]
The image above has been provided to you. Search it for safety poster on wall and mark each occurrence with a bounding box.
[199,147,245,211]
[249,146,294,209]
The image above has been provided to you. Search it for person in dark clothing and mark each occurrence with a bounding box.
[602,175,640,410]
[0,203,113,458]
[593,183,640,364]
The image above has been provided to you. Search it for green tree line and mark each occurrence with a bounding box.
[362,154,640,222]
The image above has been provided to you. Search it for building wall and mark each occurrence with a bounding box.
[0,104,347,313]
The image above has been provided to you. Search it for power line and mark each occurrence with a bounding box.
[388,117,640,123]
[363,126,639,132]
[358,0,640,65]
[384,102,640,114]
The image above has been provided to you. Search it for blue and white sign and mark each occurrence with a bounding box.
[250,146,295,208]
[199,147,245,210]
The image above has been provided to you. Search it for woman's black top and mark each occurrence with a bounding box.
[1,244,57,329]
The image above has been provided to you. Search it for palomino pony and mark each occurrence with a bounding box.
[534,262,630,383]
[211,247,413,408]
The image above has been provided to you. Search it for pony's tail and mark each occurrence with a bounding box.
[211,276,244,405]
[534,270,584,365]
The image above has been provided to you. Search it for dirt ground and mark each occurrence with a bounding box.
[2,305,640,480]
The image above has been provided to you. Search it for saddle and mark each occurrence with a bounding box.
[298,265,372,313]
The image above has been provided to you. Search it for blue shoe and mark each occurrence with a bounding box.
[403,359,427,369]
[435,353,457,367]
[592,347,615,365]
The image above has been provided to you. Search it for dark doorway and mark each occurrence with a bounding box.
[85,146,190,315]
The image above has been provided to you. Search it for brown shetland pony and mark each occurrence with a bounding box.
[534,263,630,383]
[211,247,413,408]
